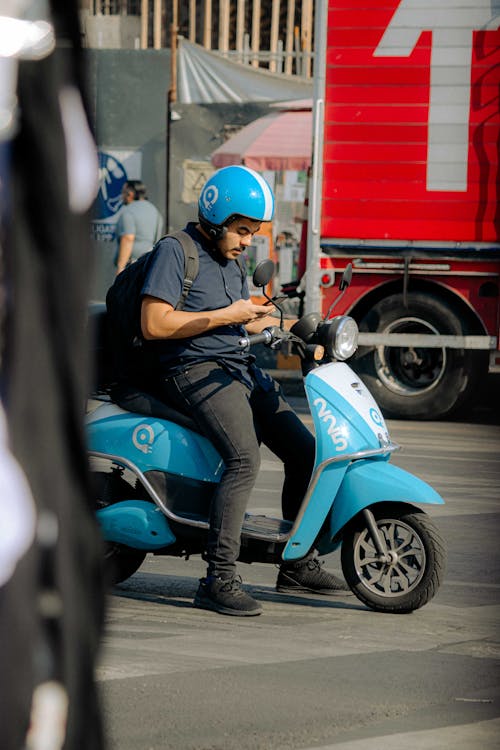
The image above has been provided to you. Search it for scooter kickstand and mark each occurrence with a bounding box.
[362,508,390,563]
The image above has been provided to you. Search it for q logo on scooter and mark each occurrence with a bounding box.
[369,408,384,427]
[132,424,155,454]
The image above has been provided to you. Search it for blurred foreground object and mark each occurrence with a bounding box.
[0,2,104,749]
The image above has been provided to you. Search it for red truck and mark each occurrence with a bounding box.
[298,0,500,419]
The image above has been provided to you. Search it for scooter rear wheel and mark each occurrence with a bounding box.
[104,543,146,586]
[91,469,146,585]
[341,504,446,613]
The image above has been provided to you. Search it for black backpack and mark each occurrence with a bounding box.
[105,230,245,389]
[105,230,199,388]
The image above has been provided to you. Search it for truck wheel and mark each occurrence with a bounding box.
[92,469,146,585]
[341,506,446,614]
[354,292,486,419]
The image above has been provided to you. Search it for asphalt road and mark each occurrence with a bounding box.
[95,377,500,750]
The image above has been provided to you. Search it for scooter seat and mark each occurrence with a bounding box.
[111,383,202,435]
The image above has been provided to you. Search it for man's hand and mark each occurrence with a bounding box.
[226,298,272,325]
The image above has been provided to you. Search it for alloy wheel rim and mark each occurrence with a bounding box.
[354,518,427,597]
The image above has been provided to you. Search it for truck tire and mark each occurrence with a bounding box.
[354,292,486,419]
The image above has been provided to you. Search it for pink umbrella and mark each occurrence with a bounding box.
[211,108,312,172]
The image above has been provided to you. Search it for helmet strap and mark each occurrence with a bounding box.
[198,215,227,241]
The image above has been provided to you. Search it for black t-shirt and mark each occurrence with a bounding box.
[141,222,255,385]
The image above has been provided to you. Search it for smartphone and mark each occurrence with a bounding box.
[264,296,288,306]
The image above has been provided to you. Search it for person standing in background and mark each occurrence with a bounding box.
[115,179,164,274]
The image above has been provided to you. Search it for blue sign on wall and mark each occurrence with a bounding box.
[91,151,129,241]
[95,152,127,220]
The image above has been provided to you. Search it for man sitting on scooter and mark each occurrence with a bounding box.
[140,165,349,616]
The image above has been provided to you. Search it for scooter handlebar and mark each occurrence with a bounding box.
[238,327,277,349]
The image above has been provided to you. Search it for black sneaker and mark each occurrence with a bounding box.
[276,557,352,596]
[194,575,263,616]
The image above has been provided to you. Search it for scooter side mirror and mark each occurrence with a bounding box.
[323,263,353,320]
[339,263,352,291]
[252,258,275,289]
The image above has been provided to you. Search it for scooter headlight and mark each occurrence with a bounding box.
[320,316,359,360]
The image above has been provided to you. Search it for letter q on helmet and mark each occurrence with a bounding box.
[198,165,275,238]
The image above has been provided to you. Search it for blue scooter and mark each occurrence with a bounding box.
[87,261,446,613]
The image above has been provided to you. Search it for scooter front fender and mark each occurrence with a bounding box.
[96,500,176,550]
[317,459,445,554]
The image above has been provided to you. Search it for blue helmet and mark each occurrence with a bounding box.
[198,165,275,239]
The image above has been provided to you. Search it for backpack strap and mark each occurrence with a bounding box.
[169,230,200,311]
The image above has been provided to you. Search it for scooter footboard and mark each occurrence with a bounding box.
[318,459,445,552]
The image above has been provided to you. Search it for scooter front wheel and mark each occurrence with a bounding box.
[341,505,446,613]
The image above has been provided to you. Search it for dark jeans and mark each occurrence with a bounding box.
[158,361,315,579]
